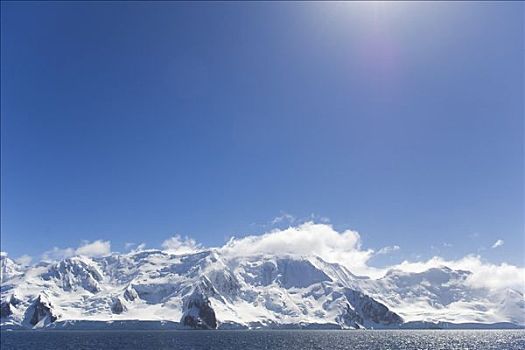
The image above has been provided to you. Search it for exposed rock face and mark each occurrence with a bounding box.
[1,249,522,330]
[1,294,22,319]
[345,289,403,326]
[339,303,364,328]
[123,285,139,302]
[111,297,126,314]
[28,295,58,326]
[9,295,22,306]
[0,301,12,318]
[181,289,217,329]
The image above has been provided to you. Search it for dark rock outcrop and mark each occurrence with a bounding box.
[344,289,403,326]
[181,290,217,329]
[29,295,58,326]
[339,303,364,328]
[111,297,126,314]
[9,295,22,306]
[1,301,12,318]
[124,285,139,302]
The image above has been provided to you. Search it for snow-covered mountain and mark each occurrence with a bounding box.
[355,267,525,326]
[0,250,523,330]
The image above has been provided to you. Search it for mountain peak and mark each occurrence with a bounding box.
[1,250,523,330]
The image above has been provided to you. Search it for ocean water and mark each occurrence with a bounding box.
[1,330,524,350]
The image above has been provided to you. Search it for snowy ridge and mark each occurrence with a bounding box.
[357,266,525,325]
[0,250,523,330]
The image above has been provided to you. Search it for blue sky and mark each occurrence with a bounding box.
[1,2,523,267]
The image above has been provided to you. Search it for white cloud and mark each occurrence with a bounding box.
[28,223,524,294]
[318,216,331,224]
[124,242,147,252]
[220,222,375,276]
[76,240,111,257]
[389,255,525,292]
[271,212,296,225]
[491,239,504,249]
[162,235,202,254]
[15,255,32,266]
[219,223,524,289]
[42,247,76,261]
[463,259,524,292]
[308,213,330,224]
[376,245,400,255]
[42,240,111,260]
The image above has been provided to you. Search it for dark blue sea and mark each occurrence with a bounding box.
[1,330,524,350]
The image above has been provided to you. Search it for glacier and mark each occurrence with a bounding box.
[1,249,523,330]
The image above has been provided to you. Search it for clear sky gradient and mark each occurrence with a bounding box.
[1,2,523,266]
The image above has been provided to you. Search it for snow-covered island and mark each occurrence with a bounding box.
[1,249,523,330]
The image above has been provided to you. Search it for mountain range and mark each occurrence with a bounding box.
[1,249,523,330]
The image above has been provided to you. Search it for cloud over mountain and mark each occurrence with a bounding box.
[42,240,111,260]
[162,235,202,254]
[220,222,375,276]
[23,223,523,294]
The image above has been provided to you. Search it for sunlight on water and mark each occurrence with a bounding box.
[1,330,524,350]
